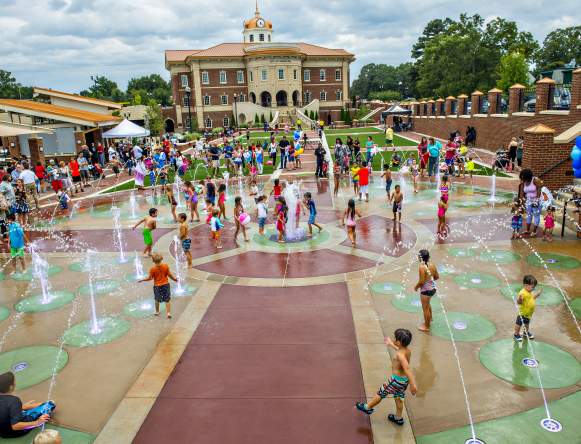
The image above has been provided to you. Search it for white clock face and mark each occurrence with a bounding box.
[257,18,265,27]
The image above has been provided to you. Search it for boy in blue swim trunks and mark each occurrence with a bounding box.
[302,192,322,237]
[356,328,417,426]
[6,213,28,274]
[178,213,192,268]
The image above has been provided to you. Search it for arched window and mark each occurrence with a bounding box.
[205,117,212,128]
[320,91,327,101]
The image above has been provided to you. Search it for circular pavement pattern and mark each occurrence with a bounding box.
[447,247,477,258]
[479,339,581,389]
[0,345,68,390]
[526,253,581,270]
[431,312,496,342]
[479,250,521,264]
[438,264,458,276]
[370,282,404,295]
[15,291,76,313]
[123,299,157,318]
[63,316,131,347]
[11,265,63,281]
[68,258,115,272]
[453,272,501,289]
[78,279,121,296]
[0,306,10,323]
[172,283,197,297]
[500,283,563,306]
[391,293,443,313]
[252,227,331,251]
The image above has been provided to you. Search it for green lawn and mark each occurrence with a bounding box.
[325,127,383,134]
[326,132,416,149]
[103,159,274,194]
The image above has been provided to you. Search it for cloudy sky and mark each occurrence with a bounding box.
[1,0,579,92]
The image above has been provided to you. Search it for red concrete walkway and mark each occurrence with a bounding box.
[134,283,372,444]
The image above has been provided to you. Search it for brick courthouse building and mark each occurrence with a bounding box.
[163,4,354,132]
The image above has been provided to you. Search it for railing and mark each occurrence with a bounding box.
[320,130,332,163]
[296,108,315,129]
[358,106,384,122]
[269,110,280,128]
[519,87,536,112]
[550,84,572,110]
[538,155,571,179]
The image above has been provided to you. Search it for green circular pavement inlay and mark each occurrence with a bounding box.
[447,247,476,258]
[78,279,121,296]
[370,282,404,295]
[438,264,458,276]
[0,306,10,322]
[391,293,443,313]
[125,272,148,283]
[479,339,581,389]
[123,299,157,318]
[526,253,581,270]
[500,283,564,306]
[11,265,62,281]
[453,272,501,289]
[15,291,76,313]
[63,316,131,347]
[571,298,581,318]
[171,283,197,297]
[479,250,521,264]
[0,346,68,390]
[68,258,114,272]
[431,312,496,342]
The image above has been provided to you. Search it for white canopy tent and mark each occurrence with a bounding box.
[102,119,150,138]
[384,105,412,114]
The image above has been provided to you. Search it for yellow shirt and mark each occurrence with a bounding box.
[466,160,475,171]
[386,128,394,140]
[518,288,535,318]
[351,166,360,181]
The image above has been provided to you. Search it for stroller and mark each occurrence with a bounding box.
[493,149,509,171]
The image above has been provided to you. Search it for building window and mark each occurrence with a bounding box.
[278,68,285,80]
[201,71,209,84]
[239,94,246,103]
[180,74,189,87]
[268,35,271,42]
[259,34,265,42]
[335,90,342,101]
[203,95,211,106]
[304,91,311,103]
[320,91,327,101]
[304,69,310,82]
[249,34,254,42]
[221,95,228,105]
[205,117,212,128]
[223,116,230,127]
[335,69,341,81]
[219,71,227,84]
[237,71,244,84]
[249,71,254,82]
[183,96,190,107]
[293,69,297,80]
[320,69,326,81]
[261,69,267,81]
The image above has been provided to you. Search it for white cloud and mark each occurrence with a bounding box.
[0,0,579,92]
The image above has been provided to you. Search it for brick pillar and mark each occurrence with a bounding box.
[571,68,581,111]
[445,96,455,115]
[419,101,426,116]
[27,138,45,167]
[535,77,555,113]
[6,137,21,158]
[522,123,555,173]
[488,88,502,114]
[435,98,444,116]
[509,84,525,114]
[457,94,468,115]
[427,100,434,116]
[412,102,420,116]
[74,131,86,154]
[471,91,484,115]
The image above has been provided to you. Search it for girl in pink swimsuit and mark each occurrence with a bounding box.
[437,194,448,236]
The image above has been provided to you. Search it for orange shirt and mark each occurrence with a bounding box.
[149,264,169,286]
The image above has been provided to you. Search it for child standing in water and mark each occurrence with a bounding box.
[382,164,393,203]
[514,275,543,341]
[209,208,223,249]
[333,160,341,196]
[178,213,192,268]
[465,156,475,184]
[217,184,227,219]
[437,194,448,236]
[276,197,287,243]
[256,195,268,236]
[342,198,362,246]
[303,192,322,237]
[439,174,449,199]
[356,328,417,426]
[6,213,28,274]
[138,253,177,318]
[391,185,403,222]
[133,208,158,257]
[411,159,419,193]
[272,178,282,201]
[233,196,249,243]
[165,186,178,222]
[543,206,555,242]
[511,198,523,239]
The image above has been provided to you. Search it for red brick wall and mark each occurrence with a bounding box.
[171,72,193,107]
[523,131,574,190]
[202,111,235,129]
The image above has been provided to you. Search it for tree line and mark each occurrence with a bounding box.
[351,15,580,100]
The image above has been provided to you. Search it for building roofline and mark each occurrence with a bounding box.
[33,87,122,109]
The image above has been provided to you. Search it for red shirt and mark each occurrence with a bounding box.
[273,185,282,197]
[358,167,369,186]
[69,160,80,177]
[35,165,46,179]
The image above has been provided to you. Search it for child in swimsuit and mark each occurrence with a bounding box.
[411,159,419,193]
[391,185,403,222]
[133,208,158,257]
[217,184,227,219]
[440,175,449,199]
[543,206,555,242]
[437,194,448,237]
[276,197,287,243]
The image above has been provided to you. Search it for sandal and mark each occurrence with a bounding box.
[388,414,404,426]
[355,402,374,415]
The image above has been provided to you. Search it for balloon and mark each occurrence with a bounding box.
[239,213,251,226]
[575,168,581,179]
[293,130,301,141]
[571,147,581,161]
[573,157,581,170]
[266,160,273,165]
[576,135,581,149]
[295,148,304,155]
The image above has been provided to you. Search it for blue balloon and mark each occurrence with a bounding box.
[571,147,581,161]
[576,135,581,149]
[575,168,581,179]
[293,130,301,141]
[574,157,581,169]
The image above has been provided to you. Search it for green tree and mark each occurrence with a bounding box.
[254,114,260,124]
[354,105,371,120]
[497,52,529,91]
[0,70,33,99]
[80,75,126,102]
[351,62,414,99]
[260,114,266,123]
[145,100,163,136]
[269,111,273,122]
[127,74,172,106]
[535,26,581,72]
[368,90,402,101]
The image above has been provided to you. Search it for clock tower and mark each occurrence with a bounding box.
[242,1,273,43]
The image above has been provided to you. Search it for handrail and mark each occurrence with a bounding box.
[269,110,280,128]
[538,156,571,179]
[359,107,385,122]
[296,109,315,128]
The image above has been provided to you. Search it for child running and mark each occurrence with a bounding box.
[165,186,178,222]
[543,206,555,242]
[356,328,417,426]
[514,275,543,341]
[256,195,268,236]
[178,213,192,268]
[333,160,341,196]
[391,185,403,222]
[138,253,177,318]
[382,164,393,203]
[342,198,362,246]
[133,208,158,257]
[209,208,224,249]
[303,192,322,237]
[7,213,28,274]
[437,194,448,237]
[233,196,249,243]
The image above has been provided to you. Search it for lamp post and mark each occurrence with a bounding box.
[233,93,238,130]
[184,86,192,133]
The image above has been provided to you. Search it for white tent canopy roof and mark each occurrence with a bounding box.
[384,105,412,114]
[102,119,150,138]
